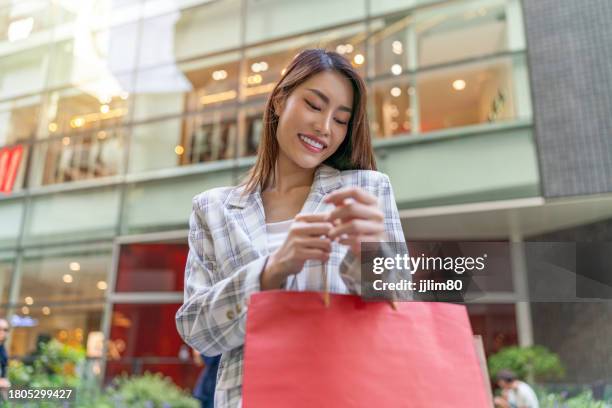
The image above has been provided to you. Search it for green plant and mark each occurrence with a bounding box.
[488,345,565,383]
[8,339,85,389]
[537,389,608,408]
[105,372,199,408]
[4,340,198,408]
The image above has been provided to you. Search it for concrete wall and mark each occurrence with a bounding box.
[522,0,612,198]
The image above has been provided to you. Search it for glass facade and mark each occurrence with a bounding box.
[0,0,530,389]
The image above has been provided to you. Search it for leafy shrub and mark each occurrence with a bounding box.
[488,345,565,382]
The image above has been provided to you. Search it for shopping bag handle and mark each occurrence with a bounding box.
[321,261,397,310]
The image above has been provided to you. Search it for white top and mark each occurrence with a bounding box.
[265,218,293,254]
[508,381,540,408]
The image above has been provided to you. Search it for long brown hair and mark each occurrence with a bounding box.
[240,48,376,194]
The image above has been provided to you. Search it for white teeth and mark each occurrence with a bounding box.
[299,134,324,149]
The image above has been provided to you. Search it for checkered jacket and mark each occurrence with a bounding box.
[175,164,408,407]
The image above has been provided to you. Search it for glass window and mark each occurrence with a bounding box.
[9,245,110,357]
[9,303,105,358]
[370,0,438,17]
[24,187,120,245]
[243,24,367,103]
[116,243,188,292]
[467,303,517,355]
[417,55,520,133]
[41,84,131,139]
[0,254,14,306]
[132,52,241,122]
[123,171,235,234]
[245,0,366,45]
[0,95,40,146]
[415,0,509,68]
[29,128,125,187]
[46,23,139,90]
[0,143,29,194]
[369,12,414,78]
[128,109,237,175]
[0,44,50,100]
[369,76,415,138]
[105,303,200,389]
[144,0,241,67]
[0,198,24,248]
[243,105,265,158]
[0,1,53,44]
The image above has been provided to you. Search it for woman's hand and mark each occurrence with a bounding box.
[324,187,386,257]
[260,213,332,290]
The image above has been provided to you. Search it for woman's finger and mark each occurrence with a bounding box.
[327,201,384,224]
[292,221,333,237]
[323,187,377,206]
[297,237,332,251]
[328,219,385,240]
[337,234,382,246]
[294,213,330,223]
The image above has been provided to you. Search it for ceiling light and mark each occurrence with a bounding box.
[42,306,51,315]
[97,281,108,290]
[391,64,402,75]
[353,54,364,65]
[70,117,85,128]
[452,79,466,91]
[175,145,184,155]
[212,70,228,81]
[390,87,401,97]
[392,40,403,55]
[70,262,80,271]
[63,274,73,283]
[247,74,263,85]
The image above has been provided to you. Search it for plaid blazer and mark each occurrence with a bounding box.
[176,163,409,408]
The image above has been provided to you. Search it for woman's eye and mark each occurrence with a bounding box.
[335,118,348,125]
[305,99,321,111]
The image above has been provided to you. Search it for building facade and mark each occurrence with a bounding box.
[0,0,609,389]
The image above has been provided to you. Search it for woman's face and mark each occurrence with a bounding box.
[275,70,354,170]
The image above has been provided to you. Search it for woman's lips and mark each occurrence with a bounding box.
[298,133,325,153]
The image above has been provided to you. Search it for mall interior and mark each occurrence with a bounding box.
[0,0,610,392]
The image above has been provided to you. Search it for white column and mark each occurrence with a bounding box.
[509,215,534,347]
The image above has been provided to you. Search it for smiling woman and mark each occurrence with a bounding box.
[175,49,409,408]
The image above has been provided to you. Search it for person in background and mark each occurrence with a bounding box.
[494,369,540,408]
[192,350,221,408]
[0,318,11,397]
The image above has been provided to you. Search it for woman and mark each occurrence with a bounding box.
[176,49,408,407]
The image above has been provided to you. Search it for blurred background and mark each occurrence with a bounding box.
[0,0,610,404]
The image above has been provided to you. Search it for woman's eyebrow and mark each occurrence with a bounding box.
[306,88,352,113]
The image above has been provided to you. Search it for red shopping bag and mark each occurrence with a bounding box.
[243,291,490,408]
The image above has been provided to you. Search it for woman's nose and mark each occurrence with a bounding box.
[314,114,333,137]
